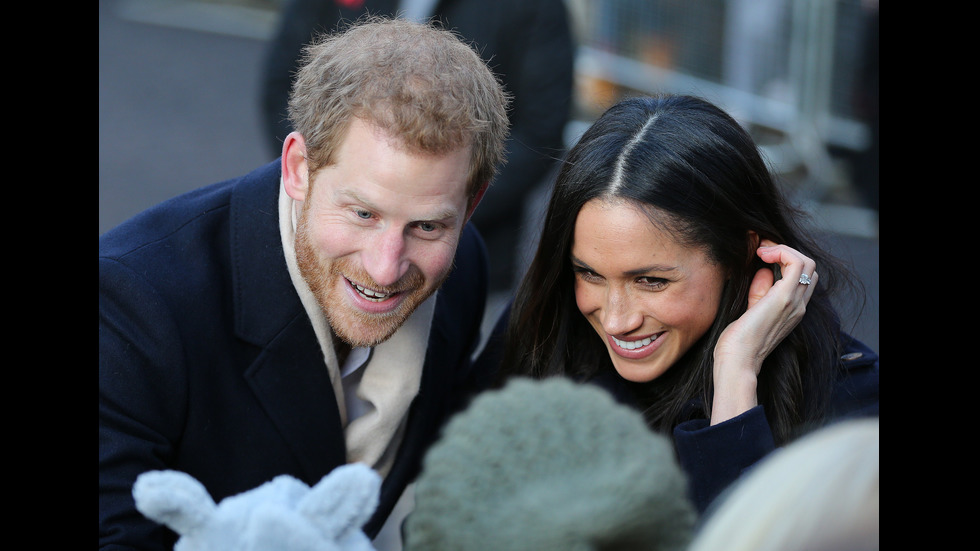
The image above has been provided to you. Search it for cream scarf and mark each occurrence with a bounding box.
[278,182,433,477]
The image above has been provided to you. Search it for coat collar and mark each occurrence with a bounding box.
[229,160,304,346]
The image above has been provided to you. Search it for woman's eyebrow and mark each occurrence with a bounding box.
[623,265,678,276]
[569,254,591,270]
[570,254,678,276]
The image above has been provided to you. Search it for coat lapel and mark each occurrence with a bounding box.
[244,315,348,474]
[229,161,347,478]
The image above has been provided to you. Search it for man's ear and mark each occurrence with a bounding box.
[465,181,489,222]
[282,131,310,202]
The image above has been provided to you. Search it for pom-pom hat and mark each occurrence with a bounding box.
[403,377,696,551]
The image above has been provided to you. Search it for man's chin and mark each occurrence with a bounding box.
[303,256,447,348]
[330,318,401,348]
[326,288,434,348]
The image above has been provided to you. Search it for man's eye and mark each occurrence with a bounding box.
[355,209,372,220]
[418,222,437,232]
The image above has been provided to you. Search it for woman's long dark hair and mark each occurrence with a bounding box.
[497,95,859,445]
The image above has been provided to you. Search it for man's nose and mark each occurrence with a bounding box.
[362,228,410,287]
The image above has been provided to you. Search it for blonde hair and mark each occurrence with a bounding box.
[689,418,879,551]
[287,16,510,202]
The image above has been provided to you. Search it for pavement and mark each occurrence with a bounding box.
[99,0,878,354]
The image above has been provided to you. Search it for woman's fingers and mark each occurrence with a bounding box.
[756,240,816,292]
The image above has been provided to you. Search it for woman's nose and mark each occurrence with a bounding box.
[601,288,643,335]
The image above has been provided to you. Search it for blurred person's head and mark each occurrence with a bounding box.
[404,378,696,551]
[689,418,879,551]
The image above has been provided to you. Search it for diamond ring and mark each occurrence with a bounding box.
[798,273,812,285]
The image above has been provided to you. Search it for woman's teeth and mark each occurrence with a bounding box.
[612,335,657,350]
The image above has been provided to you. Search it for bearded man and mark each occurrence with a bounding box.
[99,17,509,550]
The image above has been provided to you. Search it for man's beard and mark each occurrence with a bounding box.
[294,216,447,348]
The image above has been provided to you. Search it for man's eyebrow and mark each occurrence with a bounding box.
[337,189,461,222]
[335,189,374,208]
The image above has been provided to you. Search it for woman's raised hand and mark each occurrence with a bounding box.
[710,239,817,424]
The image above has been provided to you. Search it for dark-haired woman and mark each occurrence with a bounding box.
[481,94,879,512]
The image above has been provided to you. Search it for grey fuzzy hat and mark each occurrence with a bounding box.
[403,377,696,551]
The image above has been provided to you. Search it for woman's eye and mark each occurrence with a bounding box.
[572,267,601,282]
[638,277,668,289]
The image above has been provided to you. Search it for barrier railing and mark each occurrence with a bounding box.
[566,0,873,197]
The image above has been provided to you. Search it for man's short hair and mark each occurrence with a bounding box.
[288,17,511,201]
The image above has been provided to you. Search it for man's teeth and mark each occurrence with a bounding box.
[353,283,391,302]
[612,335,657,350]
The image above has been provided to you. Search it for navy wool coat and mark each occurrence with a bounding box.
[99,160,491,549]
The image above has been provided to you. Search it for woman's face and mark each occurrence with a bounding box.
[571,198,727,383]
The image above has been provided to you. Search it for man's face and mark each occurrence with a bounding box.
[294,118,473,347]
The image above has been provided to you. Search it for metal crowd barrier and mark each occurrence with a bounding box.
[565,0,874,197]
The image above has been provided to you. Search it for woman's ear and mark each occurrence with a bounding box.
[746,230,762,265]
[282,131,310,202]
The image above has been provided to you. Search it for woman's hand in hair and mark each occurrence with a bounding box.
[709,240,817,424]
